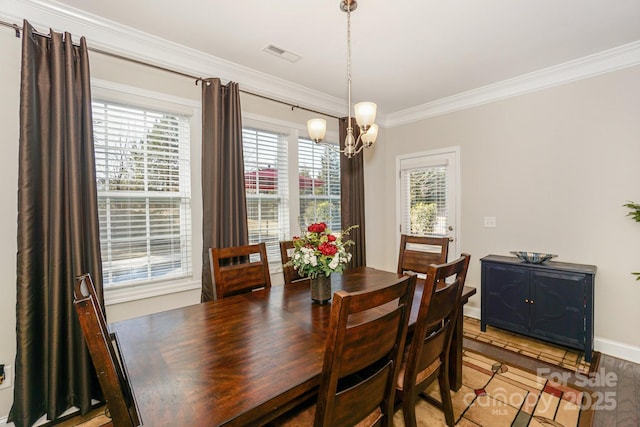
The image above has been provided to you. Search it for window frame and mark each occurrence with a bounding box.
[92,79,202,305]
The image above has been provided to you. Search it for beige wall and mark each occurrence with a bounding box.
[365,65,640,353]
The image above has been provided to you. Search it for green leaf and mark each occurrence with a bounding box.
[623,201,640,222]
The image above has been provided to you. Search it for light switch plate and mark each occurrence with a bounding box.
[484,216,497,228]
[0,365,12,390]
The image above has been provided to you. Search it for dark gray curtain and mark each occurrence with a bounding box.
[339,117,367,268]
[9,21,103,427]
[201,78,248,302]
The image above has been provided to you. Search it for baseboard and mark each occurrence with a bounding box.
[462,307,640,364]
[594,336,640,365]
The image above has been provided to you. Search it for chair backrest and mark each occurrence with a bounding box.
[397,234,449,275]
[209,242,272,299]
[401,254,471,395]
[314,273,417,427]
[279,240,310,285]
[73,274,139,427]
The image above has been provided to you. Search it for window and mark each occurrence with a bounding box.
[401,166,448,235]
[242,119,341,271]
[298,137,341,231]
[243,127,289,264]
[93,100,192,288]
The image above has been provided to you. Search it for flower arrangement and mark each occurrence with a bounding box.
[288,222,357,279]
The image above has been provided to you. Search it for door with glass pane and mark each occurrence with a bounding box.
[397,148,459,259]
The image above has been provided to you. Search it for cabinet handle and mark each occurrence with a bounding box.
[524,299,529,303]
[530,300,534,304]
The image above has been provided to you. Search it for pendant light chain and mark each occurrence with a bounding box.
[347,6,352,129]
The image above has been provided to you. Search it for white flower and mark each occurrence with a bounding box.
[328,256,339,270]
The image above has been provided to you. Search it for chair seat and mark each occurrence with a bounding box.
[397,358,440,392]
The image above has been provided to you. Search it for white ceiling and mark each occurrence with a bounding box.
[9,0,640,117]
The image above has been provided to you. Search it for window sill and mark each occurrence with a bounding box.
[104,278,201,306]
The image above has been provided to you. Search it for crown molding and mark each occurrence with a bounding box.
[2,0,639,129]
[0,0,349,118]
[383,40,640,128]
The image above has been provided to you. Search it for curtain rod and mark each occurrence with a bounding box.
[0,19,341,120]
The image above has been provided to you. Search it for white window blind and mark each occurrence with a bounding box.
[93,100,192,288]
[400,166,448,236]
[243,127,289,268]
[297,138,341,232]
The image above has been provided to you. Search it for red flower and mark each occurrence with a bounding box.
[318,242,338,256]
[327,234,336,242]
[307,222,327,233]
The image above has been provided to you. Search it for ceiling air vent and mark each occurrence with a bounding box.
[262,43,302,63]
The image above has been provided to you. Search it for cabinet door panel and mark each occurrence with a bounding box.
[530,271,585,348]
[484,265,529,333]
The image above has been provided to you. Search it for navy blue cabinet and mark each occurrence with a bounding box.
[480,255,596,362]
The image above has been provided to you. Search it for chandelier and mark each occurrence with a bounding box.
[306,0,379,158]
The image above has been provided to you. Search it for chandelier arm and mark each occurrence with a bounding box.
[315,141,353,155]
[315,134,369,158]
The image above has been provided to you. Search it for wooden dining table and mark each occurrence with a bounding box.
[111,266,476,426]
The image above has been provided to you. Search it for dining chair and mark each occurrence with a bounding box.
[273,273,417,427]
[397,234,449,275]
[279,240,309,285]
[209,242,271,299]
[73,274,139,427]
[395,253,471,427]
